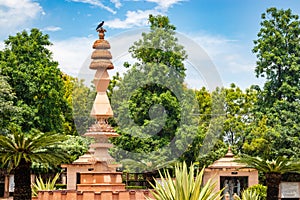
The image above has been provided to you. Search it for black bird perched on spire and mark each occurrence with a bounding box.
[96,21,104,31]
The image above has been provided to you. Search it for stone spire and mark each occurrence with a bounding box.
[82,27,118,164]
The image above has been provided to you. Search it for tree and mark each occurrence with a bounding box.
[0,75,21,134]
[253,7,300,104]
[107,72,121,101]
[129,14,186,79]
[236,155,300,200]
[62,76,96,135]
[0,28,69,134]
[31,134,91,173]
[0,127,68,200]
[222,84,257,150]
[252,8,300,159]
[242,116,276,159]
[60,135,91,162]
[111,63,198,172]
[110,15,199,172]
[61,74,77,135]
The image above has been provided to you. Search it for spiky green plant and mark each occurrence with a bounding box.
[32,173,60,196]
[246,184,266,200]
[233,190,261,200]
[147,162,222,200]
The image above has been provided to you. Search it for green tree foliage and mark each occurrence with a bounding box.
[0,127,68,200]
[31,135,90,171]
[111,63,198,172]
[253,7,300,104]
[60,135,91,162]
[110,15,199,172]
[61,74,77,135]
[195,85,258,167]
[0,28,69,133]
[63,76,96,135]
[107,72,121,101]
[148,162,222,200]
[0,75,21,134]
[189,87,226,167]
[129,14,187,79]
[251,7,300,159]
[242,116,278,159]
[236,155,300,200]
[222,84,257,150]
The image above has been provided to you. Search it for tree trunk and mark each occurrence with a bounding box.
[13,159,32,200]
[266,172,281,200]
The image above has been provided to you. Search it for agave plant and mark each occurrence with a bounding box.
[147,162,222,200]
[32,173,60,197]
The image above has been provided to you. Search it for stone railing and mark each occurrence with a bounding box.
[34,189,153,200]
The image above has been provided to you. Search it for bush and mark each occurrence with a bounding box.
[234,190,261,200]
[246,184,267,200]
[32,173,60,196]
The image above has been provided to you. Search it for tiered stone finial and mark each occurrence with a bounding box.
[83,27,118,164]
[61,26,124,191]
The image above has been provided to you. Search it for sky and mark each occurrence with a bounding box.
[1,0,300,90]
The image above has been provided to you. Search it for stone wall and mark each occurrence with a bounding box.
[35,190,153,200]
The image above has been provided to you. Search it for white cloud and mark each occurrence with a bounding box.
[48,36,94,77]
[49,29,260,90]
[49,29,221,90]
[49,29,146,81]
[0,0,44,35]
[69,0,117,14]
[146,0,186,10]
[185,32,262,89]
[43,26,62,32]
[186,32,252,72]
[104,0,185,29]
[110,0,122,8]
[106,9,160,29]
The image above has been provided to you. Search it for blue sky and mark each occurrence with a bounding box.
[1,0,300,90]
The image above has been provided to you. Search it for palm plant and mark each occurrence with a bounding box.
[148,162,222,200]
[235,155,300,200]
[0,127,68,200]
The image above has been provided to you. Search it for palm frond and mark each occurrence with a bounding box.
[235,155,300,174]
[0,128,68,171]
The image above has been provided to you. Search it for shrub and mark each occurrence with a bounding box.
[32,173,60,196]
[148,162,223,200]
[234,190,261,200]
[245,184,267,200]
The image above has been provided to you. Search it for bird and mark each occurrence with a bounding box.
[96,21,104,31]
